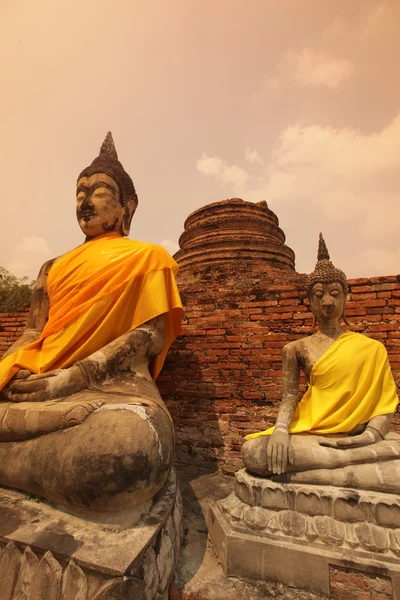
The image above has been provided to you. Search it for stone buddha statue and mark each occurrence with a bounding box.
[0,132,183,514]
[242,234,399,493]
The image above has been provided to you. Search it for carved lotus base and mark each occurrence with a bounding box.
[208,469,400,598]
[0,468,182,600]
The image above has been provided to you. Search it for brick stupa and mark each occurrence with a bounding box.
[175,198,295,274]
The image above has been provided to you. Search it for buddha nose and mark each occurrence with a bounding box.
[81,195,95,211]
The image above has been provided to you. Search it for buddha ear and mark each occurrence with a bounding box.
[121,198,137,236]
[341,285,350,325]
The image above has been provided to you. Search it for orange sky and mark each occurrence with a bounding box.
[1,0,399,279]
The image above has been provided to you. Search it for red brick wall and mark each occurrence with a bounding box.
[0,311,29,356]
[1,276,399,474]
[157,271,400,473]
[329,566,393,600]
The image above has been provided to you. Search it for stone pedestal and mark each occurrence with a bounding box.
[208,469,400,599]
[0,469,182,600]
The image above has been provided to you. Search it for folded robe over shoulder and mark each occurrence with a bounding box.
[246,330,399,439]
[0,232,183,389]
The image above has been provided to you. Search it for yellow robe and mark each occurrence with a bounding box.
[246,330,399,439]
[0,232,183,389]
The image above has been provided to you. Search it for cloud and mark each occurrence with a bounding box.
[322,3,398,43]
[265,49,354,90]
[196,113,400,277]
[196,152,250,193]
[160,238,179,256]
[264,114,400,203]
[6,236,53,280]
[288,49,354,88]
[245,147,263,165]
[362,1,392,38]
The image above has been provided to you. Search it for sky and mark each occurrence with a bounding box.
[1,0,399,280]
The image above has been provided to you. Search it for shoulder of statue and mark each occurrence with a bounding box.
[282,339,301,357]
[290,333,318,356]
[355,331,382,346]
[350,331,388,356]
[132,242,177,269]
[37,257,59,280]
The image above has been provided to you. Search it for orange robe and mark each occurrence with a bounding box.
[0,232,183,389]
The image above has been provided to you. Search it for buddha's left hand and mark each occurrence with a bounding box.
[319,428,380,449]
[4,365,86,403]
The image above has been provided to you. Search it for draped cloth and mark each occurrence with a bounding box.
[246,330,399,439]
[0,232,183,390]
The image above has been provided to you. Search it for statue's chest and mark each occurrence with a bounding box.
[52,253,118,292]
[299,338,336,380]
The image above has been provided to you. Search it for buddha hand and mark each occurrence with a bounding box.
[267,428,294,474]
[319,428,381,449]
[3,365,86,403]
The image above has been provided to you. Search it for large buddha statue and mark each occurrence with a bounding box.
[242,234,399,493]
[0,133,182,514]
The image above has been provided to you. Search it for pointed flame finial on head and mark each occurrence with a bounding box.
[99,131,119,161]
[317,232,330,261]
[306,232,348,297]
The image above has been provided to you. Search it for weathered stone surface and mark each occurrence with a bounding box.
[221,470,400,557]
[0,541,22,598]
[332,493,365,522]
[296,489,325,516]
[314,516,345,546]
[28,551,62,600]
[141,547,159,597]
[209,470,400,598]
[91,577,140,600]
[0,468,182,599]
[61,560,88,600]
[156,529,175,593]
[13,546,39,600]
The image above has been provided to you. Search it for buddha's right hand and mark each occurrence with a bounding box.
[0,370,32,401]
[4,365,86,403]
[267,428,294,475]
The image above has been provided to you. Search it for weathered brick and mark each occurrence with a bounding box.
[358,299,387,308]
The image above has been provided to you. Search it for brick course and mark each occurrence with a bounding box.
[0,311,29,356]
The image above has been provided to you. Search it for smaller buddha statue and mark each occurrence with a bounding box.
[242,234,399,493]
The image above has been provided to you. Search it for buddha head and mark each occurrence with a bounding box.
[306,233,349,325]
[76,132,138,238]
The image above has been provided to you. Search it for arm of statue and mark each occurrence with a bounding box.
[320,413,394,449]
[267,343,298,475]
[2,259,54,361]
[5,314,166,403]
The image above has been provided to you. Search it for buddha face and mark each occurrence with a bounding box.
[309,282,345,322]
[76,173,124,238]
